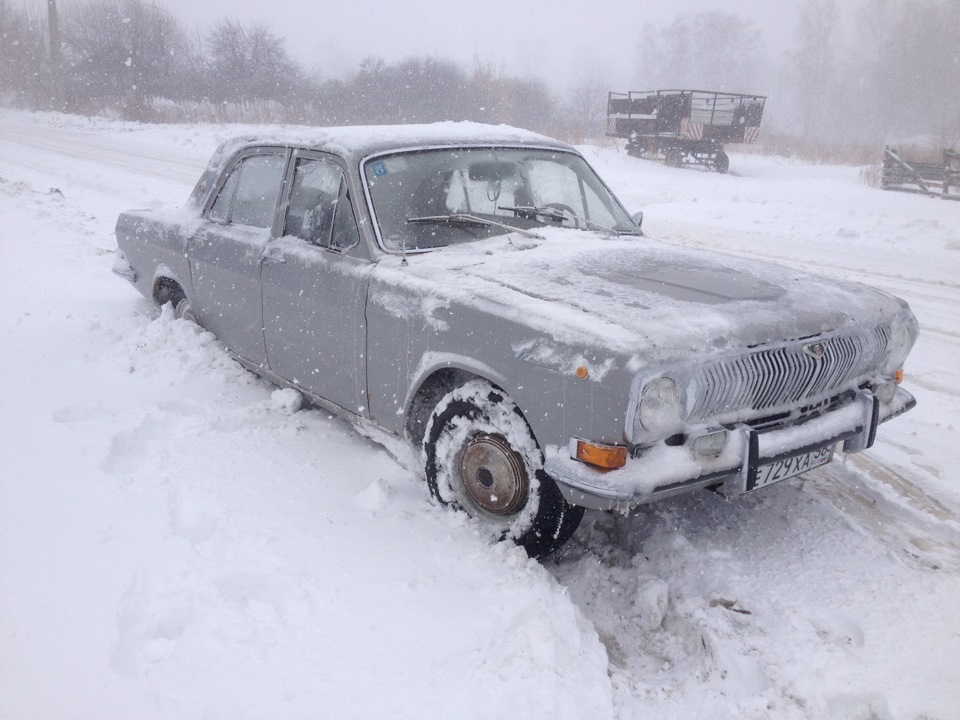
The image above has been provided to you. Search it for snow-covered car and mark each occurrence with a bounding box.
[113,123,918,558]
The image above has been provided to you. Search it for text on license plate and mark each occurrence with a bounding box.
[747,446,833,493]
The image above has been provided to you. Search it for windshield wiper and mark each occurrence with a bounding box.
[497,204,569,223]
[407,213,543,239]
[499,204,625,236]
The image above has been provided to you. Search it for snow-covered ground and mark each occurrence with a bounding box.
[1,110,958,720]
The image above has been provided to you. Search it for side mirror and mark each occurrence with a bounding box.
[631,211,644,231]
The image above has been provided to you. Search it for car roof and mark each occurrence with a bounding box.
[186,122,576,214]
[220,121,574,163]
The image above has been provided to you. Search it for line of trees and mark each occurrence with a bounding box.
[0,0,599,137]
[1,0,958,150]
[1,1,318,114]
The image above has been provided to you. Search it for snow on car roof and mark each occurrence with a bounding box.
[184,122,574,213]
[224,121,572,160]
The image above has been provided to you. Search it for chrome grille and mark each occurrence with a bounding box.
[690,326,890,421]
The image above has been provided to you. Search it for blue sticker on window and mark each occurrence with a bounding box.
[371,161,387,177]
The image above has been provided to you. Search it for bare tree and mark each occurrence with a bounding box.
[392,56,471,123]
[63,0,190,115]
[503,76,558,133]
[852,0,960,143]
[636,12,766,93]
[0,1,54,108]
[560,77,609,141]
[785,0,840,139]
[206,19,299,103]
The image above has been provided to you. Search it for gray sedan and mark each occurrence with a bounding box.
[114,123,918,557]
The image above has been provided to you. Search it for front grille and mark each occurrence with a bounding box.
[744,390,857,433]
[690,326,889,422]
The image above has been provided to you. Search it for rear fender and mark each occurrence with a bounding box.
[151,264,190,305]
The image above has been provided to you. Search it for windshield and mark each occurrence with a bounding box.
[363,147,638,252]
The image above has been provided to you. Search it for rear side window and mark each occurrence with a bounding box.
[208,153,286,229]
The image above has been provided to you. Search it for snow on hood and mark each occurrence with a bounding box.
[371,228,910,363]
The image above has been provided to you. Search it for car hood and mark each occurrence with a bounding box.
[369,228,911,363]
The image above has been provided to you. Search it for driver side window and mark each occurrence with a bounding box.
[285,158,359,251]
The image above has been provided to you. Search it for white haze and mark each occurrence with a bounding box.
[28,0,800,89]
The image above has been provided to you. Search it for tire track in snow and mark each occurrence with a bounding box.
[813,457,960,572]
[657,222,960,296]
[0,121,205,188]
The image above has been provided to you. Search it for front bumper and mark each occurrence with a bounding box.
[544,386,916,511]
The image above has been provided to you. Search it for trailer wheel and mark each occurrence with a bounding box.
[714,151,730,174]
[665,149,683,168]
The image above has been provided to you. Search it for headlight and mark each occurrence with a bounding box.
[637,377,682,435]
[884,314,919,375]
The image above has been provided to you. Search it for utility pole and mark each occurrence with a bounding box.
[47,0,64,108]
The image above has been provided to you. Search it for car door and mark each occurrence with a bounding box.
[261,152,373,415]
[190,149,288,366]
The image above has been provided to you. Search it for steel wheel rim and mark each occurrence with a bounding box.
[175,298,197,323]
[458,433,529,517]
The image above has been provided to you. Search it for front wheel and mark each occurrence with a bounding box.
[423,380,583,558]
[173,297,198,323]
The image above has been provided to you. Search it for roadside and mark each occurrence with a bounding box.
[1,111,958,720]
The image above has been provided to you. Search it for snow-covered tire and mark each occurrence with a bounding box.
[423,379,584,559]
[156,280,198,324]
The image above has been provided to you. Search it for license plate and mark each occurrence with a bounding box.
[746,446,833,493]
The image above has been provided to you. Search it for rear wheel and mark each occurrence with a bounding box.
[714,151,730,174]
[423,380,583,558]
[155,280,198,323]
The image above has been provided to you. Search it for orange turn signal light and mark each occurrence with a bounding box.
[575,365,589,380]
[574,439,627,470]
[895,368,904,384]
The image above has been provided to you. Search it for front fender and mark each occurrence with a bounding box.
[365,269,632,447]
[404,352,509,409]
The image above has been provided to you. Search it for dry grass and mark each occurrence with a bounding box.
[81,97,322,126]
[732,133,886,166]
[884,143,950,165]
[736,132,957,168]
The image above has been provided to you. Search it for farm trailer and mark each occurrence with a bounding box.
[607,89,766,173]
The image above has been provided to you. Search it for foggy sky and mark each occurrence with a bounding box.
[28,0,806,89]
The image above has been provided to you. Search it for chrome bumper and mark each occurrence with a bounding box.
[545,387,916,511]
